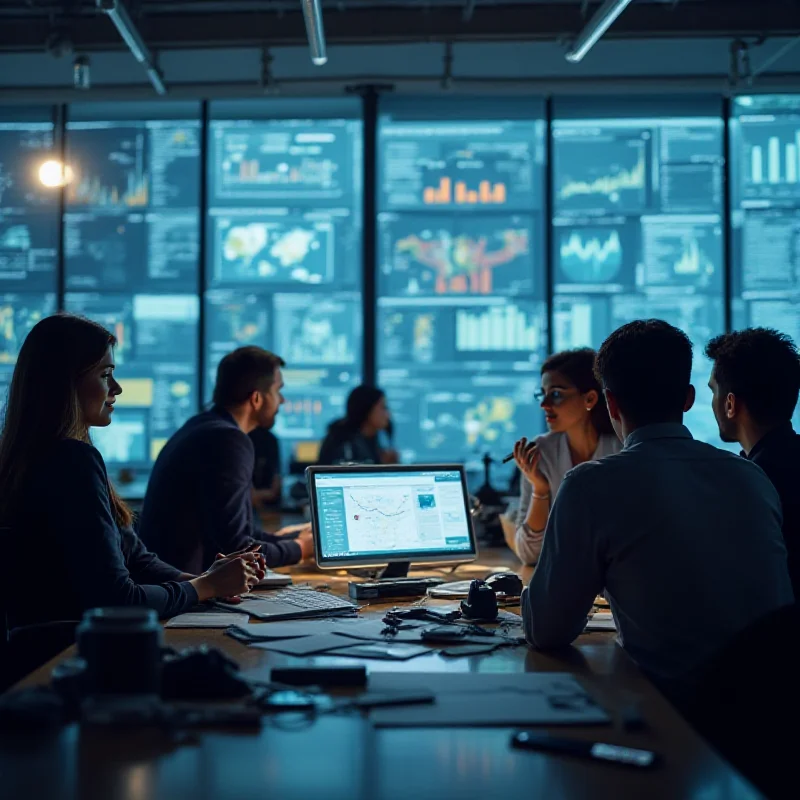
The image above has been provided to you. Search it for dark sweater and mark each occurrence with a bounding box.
[1,439,198,630]
[745,422,800,599]
[139,407,301,573]
[318,423,382,466]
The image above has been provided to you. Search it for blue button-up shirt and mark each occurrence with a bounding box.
[522,423,794,682]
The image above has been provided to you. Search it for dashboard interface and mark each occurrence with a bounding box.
[206,116,364,466]
[376,102,548,478]
[311,467,475,563]
[730,95,800,430]
[0,118,59,406]
[64,118,201,468]
[551,103,726,445]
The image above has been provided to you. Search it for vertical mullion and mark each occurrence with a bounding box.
[544,95,554,356]
[361,88,378,386]
[198,100,209,409]
[55,103,67,312]
[722,95,733,334]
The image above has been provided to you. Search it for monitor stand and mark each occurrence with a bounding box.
[348,561,410,580]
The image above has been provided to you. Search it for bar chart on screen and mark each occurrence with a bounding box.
[455,303,543,352]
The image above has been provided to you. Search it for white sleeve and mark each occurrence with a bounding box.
[522,470,604,649]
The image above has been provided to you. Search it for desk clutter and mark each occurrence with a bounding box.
[0,634,609,731]
[169,589,527,660]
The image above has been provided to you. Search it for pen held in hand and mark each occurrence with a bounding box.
[502,452,515,464]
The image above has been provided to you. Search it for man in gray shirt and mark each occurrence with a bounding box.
[522,320,793,690]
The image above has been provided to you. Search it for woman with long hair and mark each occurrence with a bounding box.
[0,313,260,631]
[509,348,621,565]
[318,385,398,465]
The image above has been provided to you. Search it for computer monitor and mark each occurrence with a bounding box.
[306,464,478,572]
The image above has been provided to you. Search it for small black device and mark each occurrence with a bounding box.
[460,579,499,621]
[511,731,658,768]
[420,625,469,642]
[348,577,444,601]
[485,572,524,597]
[270,666,368,688]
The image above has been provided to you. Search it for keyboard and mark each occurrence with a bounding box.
[215,589,357,621]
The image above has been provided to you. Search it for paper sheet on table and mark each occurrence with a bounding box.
[251,632,364,656]
[367,673,610,727]
[228,618,374,641]
[325,643,431,660]
[166,612,250,628]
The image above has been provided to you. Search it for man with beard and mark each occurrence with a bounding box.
[139,347,313,573]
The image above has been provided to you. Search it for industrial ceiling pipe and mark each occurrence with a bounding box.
[96,0,167,94]
[301,0,328,66]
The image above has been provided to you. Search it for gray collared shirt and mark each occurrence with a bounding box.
[521,423,794,682]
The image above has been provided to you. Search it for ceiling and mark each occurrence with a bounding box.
[2,0,800,53]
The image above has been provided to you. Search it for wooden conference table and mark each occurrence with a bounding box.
[2,547,760,800]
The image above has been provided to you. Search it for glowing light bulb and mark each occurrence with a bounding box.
[38,160,73,188]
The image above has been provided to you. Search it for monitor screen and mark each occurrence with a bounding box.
[64,120,200,293]
[63,114,201,477]
[730,95,800,431]
[376,101,548,482]
[0,118,59,407]
[551,104,726,446]
[308,465,477,567]
[205,114,364,467]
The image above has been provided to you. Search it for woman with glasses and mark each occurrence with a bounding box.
[508,348,621,565]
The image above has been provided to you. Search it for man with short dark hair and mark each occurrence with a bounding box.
[522,320,793,693]
[706,327,800,595]
[139,347,313,574]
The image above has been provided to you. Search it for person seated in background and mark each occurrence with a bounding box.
[0,314,259,631]
[139,347,313,574]
[318,385,399,465]
[250,427,282,510]
[706,327,800,596]
[509,348,621,565]
[522,320,793,698]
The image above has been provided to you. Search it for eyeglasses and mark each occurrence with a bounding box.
[534,388,579,406]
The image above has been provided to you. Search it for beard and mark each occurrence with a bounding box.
[713,412,738,443]
[257,405,277,430]
[717,425,739,444]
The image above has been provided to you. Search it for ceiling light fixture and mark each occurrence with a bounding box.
[566,0,634,63]
[301,0,328,66]
[96,0,167,94]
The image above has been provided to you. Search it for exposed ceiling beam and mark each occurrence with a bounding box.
[2,3,800,51]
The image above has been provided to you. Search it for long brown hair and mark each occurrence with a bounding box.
[541,348,615,436]
[0,313,132,527]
